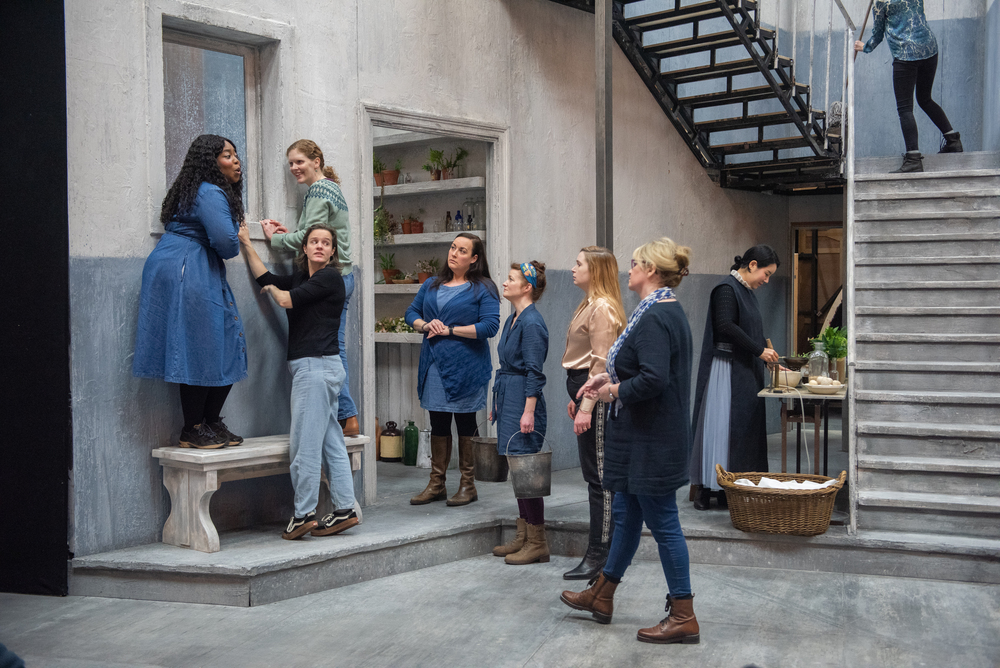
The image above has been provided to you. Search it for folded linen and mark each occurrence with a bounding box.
[734,477,837,490]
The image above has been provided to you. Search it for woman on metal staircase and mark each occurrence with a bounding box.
[405,233,500,508]
[854,0,963,173]
[490,261,550,566]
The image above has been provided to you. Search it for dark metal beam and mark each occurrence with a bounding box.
[596,0,613,251]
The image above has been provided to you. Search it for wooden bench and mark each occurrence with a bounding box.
[152,434,370,553]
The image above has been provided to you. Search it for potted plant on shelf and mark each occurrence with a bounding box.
[373,153,400,187]
[405,209,425,234]
[379,253,400,284]
[441,147,469,180]
[820,326,848,382]
[373,186,394,246]
[422,148,444,181]
[416,258,439,283]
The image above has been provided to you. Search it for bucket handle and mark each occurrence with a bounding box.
[503,431,550,457]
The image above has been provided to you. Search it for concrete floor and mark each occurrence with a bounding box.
[4,555,999,668]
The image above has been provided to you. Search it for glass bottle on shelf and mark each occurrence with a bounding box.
[444,211,452,232]
[474,198,486,229]
[403,420,419,466]
[454,210,464,232]
[807,341,830,380]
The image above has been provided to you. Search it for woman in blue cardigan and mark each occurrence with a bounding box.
[561,237,699,645]
[491,261,549,565]
[406,233,500,507]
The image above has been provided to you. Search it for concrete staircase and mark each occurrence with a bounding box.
[851,152,1000,552]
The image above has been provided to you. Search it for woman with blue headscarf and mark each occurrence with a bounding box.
[490,260,550,566]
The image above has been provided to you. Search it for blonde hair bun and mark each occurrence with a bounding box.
[633,237,692,288]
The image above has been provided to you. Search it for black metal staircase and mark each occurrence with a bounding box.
[553,0,845,194]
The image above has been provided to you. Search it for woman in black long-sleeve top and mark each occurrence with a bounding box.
[689,245,781,511]
[561,237,700,645]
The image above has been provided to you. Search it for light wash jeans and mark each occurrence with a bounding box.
[603,492,692,598]
[337,271,358,421]
[288,354,356,517]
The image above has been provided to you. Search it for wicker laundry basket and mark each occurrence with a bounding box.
[715,464,846,536]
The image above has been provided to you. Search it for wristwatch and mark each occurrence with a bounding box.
[449,326,454,336]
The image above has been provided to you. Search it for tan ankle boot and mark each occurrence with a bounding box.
[560,572,618,624]
[637,595,700,644]
[446,436,478,506]
[493,518,527,557]
[410,435,451,505]
[339,416,360,437]
[505,522,550,565]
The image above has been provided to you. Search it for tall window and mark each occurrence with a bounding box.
[162,29,259,217]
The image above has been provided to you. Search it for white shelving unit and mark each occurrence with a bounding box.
[373,332,424,344]
[374,283,420,294]
[380,230,486,247]
[372,131,441,149]
[373,176,486,199]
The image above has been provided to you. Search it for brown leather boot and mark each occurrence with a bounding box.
[339,416,360,437]
[560,573,618,624]
[493,518,527,557]
[410,435,451,505]
[505,522,550,565]
[446,436,478,506]
[637,595,700,644]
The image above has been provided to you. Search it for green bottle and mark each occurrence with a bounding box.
[403,420,419,466]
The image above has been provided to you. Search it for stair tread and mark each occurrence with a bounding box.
[645,29,742,54]
[858,421,1000,439]
[695,110,811,133]
[858,455,1000,474]
[626,0,754,30]
[855,209,999,221]
[711,136,816,154]
[855,255,1000,266]
[854,189,1000,200]
[856,389,1000,404]
[678,83,807,108]
[857,231,1000,243]
[661,56,793,84]
[856,332,1000,342]
[854,169,1000,182]
[856,306,1000,315]
[854,280,1000,289]
[855,360,1000,372]
[855,530,1000,555]
[858,490,1000,513]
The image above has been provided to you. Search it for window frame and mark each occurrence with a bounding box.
[160,27,263,227]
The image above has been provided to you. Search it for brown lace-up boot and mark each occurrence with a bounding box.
[637,595,700,644]
[446,435,478,506]
[505,522,550,565]
[493,518,527,557]
[410,435,451,505]
[560,573,619,624]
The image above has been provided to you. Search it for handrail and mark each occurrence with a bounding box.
[844,24,857,535]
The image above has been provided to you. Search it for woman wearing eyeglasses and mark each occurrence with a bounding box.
[490,261,549,566]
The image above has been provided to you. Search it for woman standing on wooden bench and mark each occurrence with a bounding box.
[133,134,248,450]
[238,222,360,540]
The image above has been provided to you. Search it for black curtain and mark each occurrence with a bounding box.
[0,0,71,595]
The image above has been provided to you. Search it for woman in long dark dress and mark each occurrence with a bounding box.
[490,262,549,565]
[561,237,699,645]
[133,134,247,449]
[689,245,781,510]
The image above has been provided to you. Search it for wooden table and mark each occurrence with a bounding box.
[758,387,846,476]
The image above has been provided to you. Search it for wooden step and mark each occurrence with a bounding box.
[858,455,1000,475]
[859,491,1000,515]
[858,421,1000,441]
[855,255,1000,266]
[854,188,1000,201]
[855,306,1000,316]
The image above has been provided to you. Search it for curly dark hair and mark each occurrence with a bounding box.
[160,134,245,226]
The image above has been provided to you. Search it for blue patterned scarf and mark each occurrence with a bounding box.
[605,287,675,412]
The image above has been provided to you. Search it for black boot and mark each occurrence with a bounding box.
[939,131,963,154]
[693,487,712,511]
[716,489,728,509]
[894,152,923,173]
[563,543,610,580]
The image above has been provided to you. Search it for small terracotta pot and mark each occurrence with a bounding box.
[401,220,412,234]
[836,357,847,382]
[373,172,385,187]
[411,221,424,234]
[417,272,432,283]
[382,269,399,283]
[431,169,441,181]
[440,168,452,180]
[382,170,400,186]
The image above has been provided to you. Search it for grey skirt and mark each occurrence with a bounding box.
[690,356,732,491]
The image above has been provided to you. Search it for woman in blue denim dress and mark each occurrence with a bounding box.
[491,261,550,566]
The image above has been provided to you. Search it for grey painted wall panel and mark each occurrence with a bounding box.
[986,1,1000,152]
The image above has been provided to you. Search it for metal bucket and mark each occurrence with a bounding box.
[473,436,508,482]
[504,433,551,498]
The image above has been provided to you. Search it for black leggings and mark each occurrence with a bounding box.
[428,411,479,438]
[892,54,953,152]
[178,383,233,431]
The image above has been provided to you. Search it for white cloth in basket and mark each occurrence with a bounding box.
[734,477,837,490]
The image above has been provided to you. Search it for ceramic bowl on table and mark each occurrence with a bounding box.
[806,382,846,395]
[777,370,802,388]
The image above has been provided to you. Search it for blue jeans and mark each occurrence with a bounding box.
[337,271,358,420]
[288,355,356,517]
[603,491,692,598]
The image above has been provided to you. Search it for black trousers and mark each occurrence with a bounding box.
[566,369,613,545]
[892,54,953,153]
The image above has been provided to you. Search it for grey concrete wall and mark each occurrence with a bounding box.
[986,0,1000,152]
[67,0,793,555]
